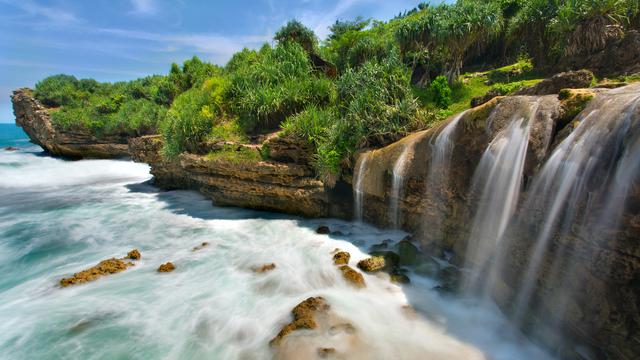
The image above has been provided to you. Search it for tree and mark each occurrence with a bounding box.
[274,20,318,53]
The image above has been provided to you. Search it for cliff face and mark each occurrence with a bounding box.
[11,88,129,158]
[128,135,352,218]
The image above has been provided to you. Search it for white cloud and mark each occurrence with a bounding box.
[0,0,77,24]
[129,0,158,16]
[299,0,364,39]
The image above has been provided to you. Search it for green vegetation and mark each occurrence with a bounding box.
[32,0,639,183]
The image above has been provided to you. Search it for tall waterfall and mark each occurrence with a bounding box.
[354,152,371,221]
[462,100,541,294]
[389,143,413,228]
[509,86,640,324]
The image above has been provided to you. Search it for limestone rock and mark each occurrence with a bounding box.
[270,297,330,346]
[514,70,594,96]
[157,262,175,273]
[357,256,385,272]
[60,258,133,287]
[333,251,350,265]
[126,249,141,260]
[338,266,365,288]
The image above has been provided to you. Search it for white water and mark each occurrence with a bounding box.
[511,88,640,323]
[462,101,539,294]
[353,152,370,222]
[389,144,413,229]
[0,137,554,359]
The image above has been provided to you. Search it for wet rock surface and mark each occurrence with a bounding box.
[332,251,350,265]
[270,297,330,346]
[252,263,276,273]
[157,262,175,273]
[59,250,140,287]
[338,266,365,288]
[356,256,385,272]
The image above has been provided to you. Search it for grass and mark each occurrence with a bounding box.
[205,145,262,165]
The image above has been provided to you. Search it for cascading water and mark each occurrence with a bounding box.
[422,111,466,240]
[388,144,413,228]
[462,100,541,295]
[509,86,640,325]
[353,152,370,222]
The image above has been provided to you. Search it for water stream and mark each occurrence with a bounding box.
[389,144,413,229]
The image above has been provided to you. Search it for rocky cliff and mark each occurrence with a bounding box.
[11,88,129,158]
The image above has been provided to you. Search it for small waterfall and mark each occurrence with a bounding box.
[388,144,413,228]
[462,101,540,294]
[354,152,371,222]
[510,87,640,324]
[423,111,465,240]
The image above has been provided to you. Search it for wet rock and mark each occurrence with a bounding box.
[391,273,411,284]
[338,266,366,288]
[330,230,344,236]
[60,258,133,287]
[3,146,18,151]
[437,266,461,289]
[253,263,276,273]
[397,239,420,266]
[369,240,390,252]
[317,347,337,358]
[126,249,141,260]
[192,242,210,251]
[370,251,400,270]
[157,262,176,273]
[270,297,330,346]
[357,256,385,272]
[316,226,331,234]
[333,251,350,265]
[470,89,502,108]
[414,258,441,277]
[514,70,594,96]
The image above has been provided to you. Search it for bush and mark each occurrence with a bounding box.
[430,76,452,109]
[227,43,335,132]
[34,74,80,107]
[274,20,318,53]
[161,76,228,157]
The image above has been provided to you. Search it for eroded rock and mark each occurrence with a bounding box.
[356,256,385,272]
[253,263,276,273]
[270,297,330,346]
[332,251,350,265]
[157,262,176,273]
[60,258,133,287]
[192,242,210,251]
[514,70,594,96]
[338,266,365,288]
[127,249,141,260]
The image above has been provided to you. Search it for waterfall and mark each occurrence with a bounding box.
[354,152,371,222]
[462,100,541,294]
[510,87,640,324]
[422,111,465,240]
[388,144,413,228]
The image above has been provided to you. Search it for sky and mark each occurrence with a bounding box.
[0,0,436,123]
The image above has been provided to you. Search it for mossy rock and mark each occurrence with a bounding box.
[333,251,350,265]
[338,265,365,288]
[415,258,441,277]
[558,88,595,129]
[391,273,411,284]
[370,251,400,269]
[157,262,176,272]
[397,240,421,266]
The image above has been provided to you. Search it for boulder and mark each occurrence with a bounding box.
[514,70,594,96]
[3,146,18,151]
[338,266,366,288]
[470,89,502,108]
[357,256,386,272]
[157,262,175,273]
[270,297,330,346]
[397,240,421,266]
[126,249,141,260]
[333,251,350,265]
[391,273,411,284]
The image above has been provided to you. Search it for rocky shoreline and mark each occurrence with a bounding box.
[12,75,640,359]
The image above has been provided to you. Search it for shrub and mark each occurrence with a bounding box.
[227,43,335,132]
[274,20,318,53]
[161,76,228,157]
[430,75,452,108]
[34,74,80,107]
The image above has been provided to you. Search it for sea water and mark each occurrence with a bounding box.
[0,124,554,360]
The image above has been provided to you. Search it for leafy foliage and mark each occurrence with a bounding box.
[274,20,318,53]
[429,76,452,109]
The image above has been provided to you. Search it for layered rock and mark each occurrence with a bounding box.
[11,88,130,158]
[128,135,352,218]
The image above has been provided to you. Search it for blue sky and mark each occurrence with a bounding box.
[0,0,435,123]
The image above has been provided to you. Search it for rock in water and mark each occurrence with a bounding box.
[315,225,330,234]
[3,146,18,151]
[59,258,133,287]
[397,240,420,266]
[357,256,385,272]
[270,297,330,346]
[391,273,411,284]
[192,242,210,251]
[127,249,141,260]
[333,251,350,265]
[338,266,366,288]
[252,263,276,273]
[157,262,175,273]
